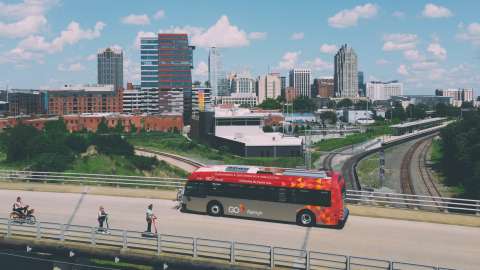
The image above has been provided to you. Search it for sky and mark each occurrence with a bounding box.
[0,0,479,95]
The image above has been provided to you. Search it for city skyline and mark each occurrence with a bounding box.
[0,0,479,96]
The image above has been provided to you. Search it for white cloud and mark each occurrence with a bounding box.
[412,61,438,70]
[319,44,338,54]
[290,32,304,40]
[328,3,378,28]
[403,49,425,61]
[392,11,405,18]
[427,42,447,60]
[193,61,208,77]
[422,3,453,18]
[376,59,389,65]
[18,21,105,53]
[0,0,58,19]
[0,15,47,38]
[277,51,301,70]
[134,31,156,49]
[122,14,150,25]
[382,33,418,51]
[123,55,140,83]
[248,32,267,40]
[58,62,85,72]
[86,54,96,61]
[397,64,409,76]
[304,57,333,71]
[457,22,480,46]
[0,47,43,64]
[153,9,165,20]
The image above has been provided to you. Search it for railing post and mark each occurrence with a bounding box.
[60,224,65,242]
[476,201,480,216]
[193,238,197,257]
[270,247,274,268]
[122,230,128,250]
[305,251,310,270]
[230,241,235,264]
[36,222,41,240]
[389,261,393,270]
[90,227,96,245]
[346,256,350,270]
[6,220,11,238]
[157,234,161,255]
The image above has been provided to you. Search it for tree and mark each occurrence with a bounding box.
[2,124,41,162]
[319,111,337,125]
[336,98,353,109]
[387,101,407,121]
[97,118,110,134]
[258,98,281,110]
[114,120,124,133]
[130,123,137,134]
[276,95,286,103]
[327,100,336,109]
[293,96,317,112]
[354,100,371,110]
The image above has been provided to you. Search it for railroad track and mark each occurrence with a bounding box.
[135,148,204,172]
[400,140,420,194]
[322,152,336,170]
[417,138,442,198]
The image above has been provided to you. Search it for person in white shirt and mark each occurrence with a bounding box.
[13,197,27,216]
[146,204,156,233]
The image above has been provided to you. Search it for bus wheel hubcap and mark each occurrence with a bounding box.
[212,206,219,214]
[302,214,311,224]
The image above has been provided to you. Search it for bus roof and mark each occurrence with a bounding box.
[189,165,342,190]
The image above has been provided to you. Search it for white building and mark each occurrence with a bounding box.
[334,44,358,98]
[341,109,374,124]
[258,73,281,103]
[192,87,213,116]
[230,74,255,94]
[208,47,228,97]
[435,88,474,107]
[366,81,404,101]
[215,93,257,108]
[289,68,311,98]
[158,89,184,115]
[122,84,145,114]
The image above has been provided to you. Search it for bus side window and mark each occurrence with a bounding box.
[277,188,288,202]
[290,189,331,207]
[184,182,207,198]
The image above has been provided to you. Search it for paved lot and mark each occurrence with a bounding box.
[0,190,478,269]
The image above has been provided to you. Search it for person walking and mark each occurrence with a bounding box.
[145,204,156,233]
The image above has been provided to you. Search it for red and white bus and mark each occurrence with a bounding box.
[181,165,348,228]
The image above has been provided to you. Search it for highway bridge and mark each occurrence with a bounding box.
[0,189,478,269]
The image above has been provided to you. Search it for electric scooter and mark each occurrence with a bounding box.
[96,214,110,234]
[141,216,158,238]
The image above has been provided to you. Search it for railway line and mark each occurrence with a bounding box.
[416,138,442,198]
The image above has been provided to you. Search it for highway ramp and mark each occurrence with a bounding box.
[0,189,478,270]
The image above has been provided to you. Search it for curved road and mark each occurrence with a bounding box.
[1,190,478,269]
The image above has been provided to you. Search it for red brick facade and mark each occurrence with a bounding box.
[47,90,123,116]
[0,114,183,134]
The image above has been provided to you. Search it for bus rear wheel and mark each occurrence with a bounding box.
[207,201,223,217]
[297,210,316,227]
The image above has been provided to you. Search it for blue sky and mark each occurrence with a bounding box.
[0,0,479,95]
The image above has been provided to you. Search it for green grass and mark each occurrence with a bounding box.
[89,259,153,270]
[67,154,187,178]
[127,132,304,168]
[356,153,381,188]
[0,152,30,170]
[314,124,392,152]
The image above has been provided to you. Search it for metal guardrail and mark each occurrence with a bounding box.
[0,217,455,270]
[1,170,479,216]
[346,190,480,215]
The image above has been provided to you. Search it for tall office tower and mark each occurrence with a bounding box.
[358,71,365,97]
[312,78,334,97]
[289,68,311,98]
[334,44,358,98]
[280,76,286,98]
[208,47,228,97]
[140,34,195,120]
[158,33,195,123]
[98,47,123,91]
[140,36,160,113]
[258,73,281,103]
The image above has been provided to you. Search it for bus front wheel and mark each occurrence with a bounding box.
[207,201,223,217]
[297,210,316,227]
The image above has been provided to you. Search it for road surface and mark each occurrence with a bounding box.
[135,149,200,173]
[0,190,478,269]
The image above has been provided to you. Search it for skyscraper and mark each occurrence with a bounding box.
[258,73,281,103]
[230,73,255,94]
[140,34,194,120]
[208,47,228,97]
[289,69,311,98]
[97,47,123,91]
[358,71,365,97]
[334,44,358,98]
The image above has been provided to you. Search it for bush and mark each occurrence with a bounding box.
[32,152,74,172]
[128,155,159,171]
[66,134,89,153]
[91,134,134,156]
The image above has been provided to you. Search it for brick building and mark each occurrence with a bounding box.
[45,85,123,116]
[0,89,46,116]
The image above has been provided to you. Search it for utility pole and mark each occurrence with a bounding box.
[379,148,385,187]
[304,129,311,170]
